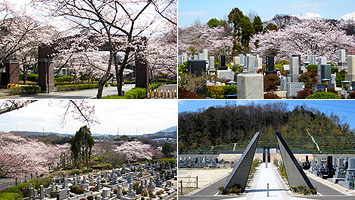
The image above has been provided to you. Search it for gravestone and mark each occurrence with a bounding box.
[276,132,314,189]
[281,76,287,91]
[193,55,198,60]
[239,54,245,66]
[219,55,226,67]
[320,64,333,88]
[203,49,208,60]
[178,56,182,65]
[233,56,240,65]
[182,52,188,63]
[338,49,347,67]
[246,56,256,73]
[223,132,260,190]
[237,73,263,99]
[289,57,300,81]
[209,56,215,71]
[310,55,316,65]
[345,55,355,82]
[198,53,204,60]
[292,55,301,73]
[217,70,234,80]
[265,55,276,75]
[287,82,304,97]
[187,60,207,97]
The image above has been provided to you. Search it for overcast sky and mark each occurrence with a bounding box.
[179,0,355,27]
[179,100,355,130]
[0,100,177,135]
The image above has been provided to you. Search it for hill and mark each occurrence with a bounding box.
[178,102,355,154]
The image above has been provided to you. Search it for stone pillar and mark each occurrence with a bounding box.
[1,60,19,85]
[233,56,240,65]
[38,58,54,93]
[237,74,264,99]
[209,56,215,71]
[135,58,149,96]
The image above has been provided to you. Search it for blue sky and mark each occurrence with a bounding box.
[178,0,355,27]
[178,100,355,130]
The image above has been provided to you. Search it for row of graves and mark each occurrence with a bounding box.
[27,161,177,200]
[306,155,355,190]
[178,49,355,99]
[178,155,227,169]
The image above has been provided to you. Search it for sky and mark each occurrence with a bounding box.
[0,100,178,135]
[178,100,355,130]
[178,0,355,27]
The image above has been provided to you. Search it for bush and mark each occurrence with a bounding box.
[306,64,318,71]
[276,59,289,65]
[89,187,97,192]
[264,92,281,99]
[75,187,85,194]
[264,74,280,92]
[101,179,106,183]
[222,85,237,95]
[26,73,39,82]
[0,192,22,200]
[10,85,40,95]
[54,75,73,83]
[306,92,340,99]
[331,65,338,74]
[82,168,93,174]
[336,69,347,87]
[70,169,81,176]
[297,88,314,99]
[5,188,23,198]
[70,185,80,193]
[178,87,202,99]
[298,69,318,89]
[102,87,147,99]
[348,91,355,99]
[87,195,94,200]
[156,190,164,195]
[207,85,225,99]
[122,189,128,195]
[50,191,59,198]
[56,84,99,91]
[274,64,284,70]
[291,185,317,195]
[149,83,162,91]
[92,163,112,170]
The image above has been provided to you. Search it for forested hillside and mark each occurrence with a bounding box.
[178,103,355,153]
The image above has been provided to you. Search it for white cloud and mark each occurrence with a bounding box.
[179,11,207,17]
[292,12,323,20]
[285,1,329,11]
[340,12,355,21]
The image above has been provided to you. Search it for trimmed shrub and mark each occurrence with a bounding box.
[306,64,318,71]
[348,91,355,99]
[149,83,162,91]
[306,92,341,99]
[276,59,289,65]
[102,87,147,99]
[0,192,22,200]
[89,187,97,192]
[70,185,80,193]
[10,85,40,95]
[54,75,73,83]
[297,88,314,99]
[70,169,81,176]
[87,195,94,200]
[92,163,112,170]
[207,85,225,99]
[336,69,347,87]
[222,85,237,95]
[178,87,202,99]
[5,188,23,198]
[298,69,318,89]
[264,92,281,99]
[82,168,93,174]
[264,74,280,92]
[26,73,39,82]
[56,84,99,91]
[50,191,59,198]
[75,187,85,194]
[122,189,128,195]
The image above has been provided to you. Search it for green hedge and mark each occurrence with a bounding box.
[10,86,40,95]
[19,73,38,82]
[56,84,99,91]
[102,87,147,99]
[4,176,52,198]
[92,163,112,170]
[54,75,73,83]
[0,192,22,200]
[149,83,162,91]
[306,92,340,99]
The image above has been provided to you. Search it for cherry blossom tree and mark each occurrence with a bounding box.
[34,0,176,98]
[0,132,67,178]
[0,0,59,83]
[115,141,153,162]
[250,19,355,63]
[178,25,233,59]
